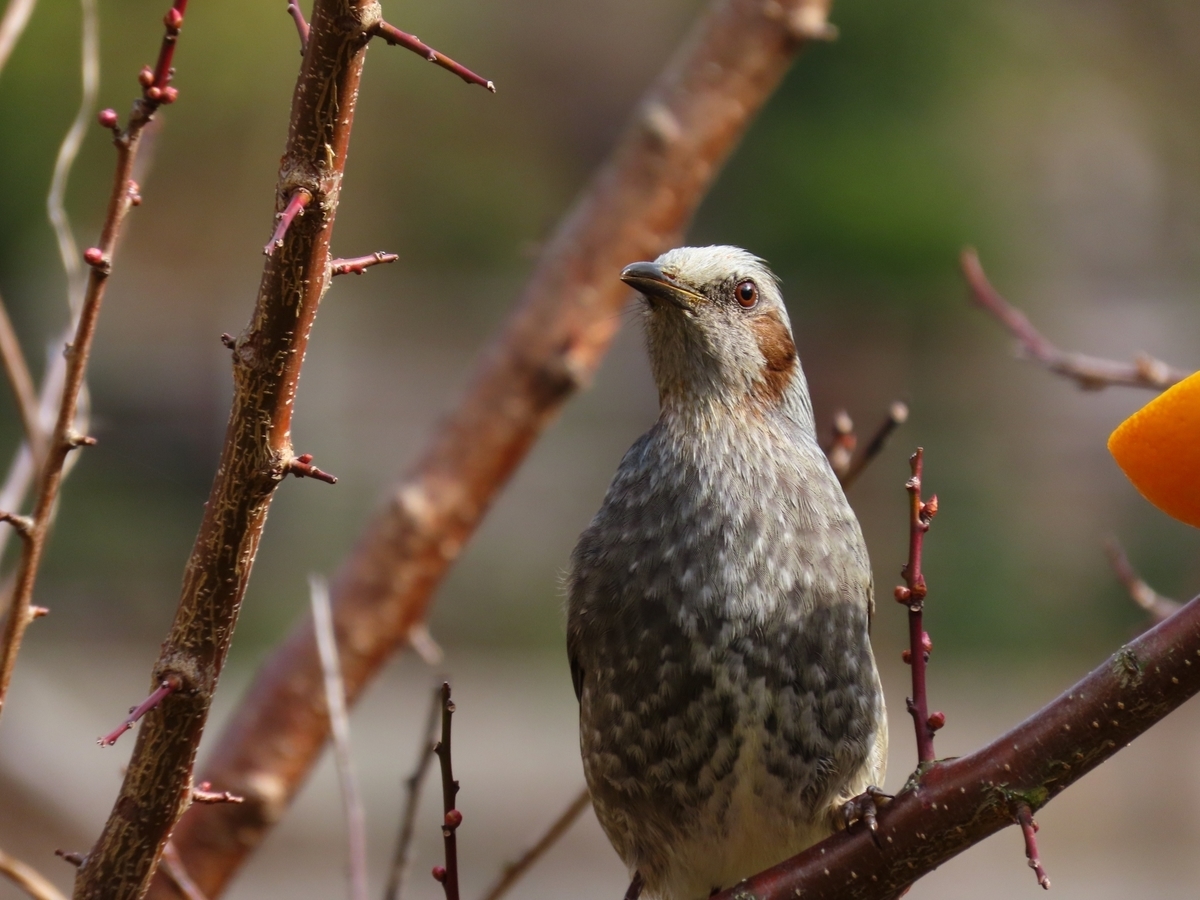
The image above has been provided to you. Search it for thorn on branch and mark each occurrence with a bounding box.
[191,782,244,804]
[98,675,181,747]
[369,21,495,92]
[0,511,33,539]
[220,333,236,349]
[31,606,49,619]
[286,2,309,55]
[66,431,98,449]
[764,1,839,42]
[288,453,338,484]
[263,189,312,257]
[900,448,940,764]
[961,247,1189,392]
[331,251,399,276]
[1016,804,1051,890]
[54,850,85,867]
[1104,537,1182,624]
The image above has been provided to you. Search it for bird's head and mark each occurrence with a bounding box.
[622,246,813,427]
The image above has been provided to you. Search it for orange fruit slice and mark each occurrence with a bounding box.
[1108,370,1200,528]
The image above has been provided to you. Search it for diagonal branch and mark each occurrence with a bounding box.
[477,787,592,900]
[713,590,1200,899]
[162,2,841,895]
[0,846,68,900]
[0,293,42,458]
[1104,537,1181,624]
[962,248,1190,391]
[0,0,39,78]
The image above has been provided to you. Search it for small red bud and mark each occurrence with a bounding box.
[83,247,106,267]
[893,586,911,603]
[164,7,183,29]
[921,632,932,654]
[138,67,155,87]
[431,866,447,883]
[161,86,179,104]
[98,108,119,129]
[444,809,463,829]
[297,453,314,464]
[146,86,163,102]
[901,649,912,664]
[927,711,946,731]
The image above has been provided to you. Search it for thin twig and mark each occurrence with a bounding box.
[286,1,309,54]
[962,247,1189,392]
[165,1,845,891]
[0,846,69,900]
[1016,804,1050,890]
[331,251,399,276]
[712,590,1200,899]
[263,189,312,256]
[160,843,208,900]
[311,575,368,900]
[369,21,494,92]
[839,401,908,489]
[191,782,244,805]
[383,684,443,900]
[288,452,339,484]
[0,294,42,460]
[0,0,38,78]
[895,448,942,764]
[432,682,461,900]
[98,676,181,747]
[477,786,591,900]
[1103,537,1181,624]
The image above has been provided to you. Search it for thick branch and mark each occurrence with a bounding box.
[962,248,1190,391]
[164,2,836,893]
[713,592,1200,899]
[75,2,379,898]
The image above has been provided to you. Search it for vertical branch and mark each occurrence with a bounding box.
[432,683,461,900]
[895,448,941,764]
[74,2,380,898]
[311,576,368,900]
[383,684,443,900]
[166,2,842,892]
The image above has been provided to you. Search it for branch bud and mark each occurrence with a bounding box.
[432,866,447,883]
[927,711,946,731]
[98,108,119,129]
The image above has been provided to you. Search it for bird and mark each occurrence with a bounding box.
[566,246,887,900]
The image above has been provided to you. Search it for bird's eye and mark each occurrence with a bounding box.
[736,280,758,308]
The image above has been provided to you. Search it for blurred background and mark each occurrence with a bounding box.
[2,0,1199,897]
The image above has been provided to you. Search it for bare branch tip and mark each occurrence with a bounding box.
[288,453,338,484]
[54,850,85,868]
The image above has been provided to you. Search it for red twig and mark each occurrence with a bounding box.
[1104,537,1182,624]
[370,21,495,93]
[432,682,461,900]
[0,0,188,724]
[191,783,244,805]
[98,676,181,747]
[895,448,941,764]
[145,1,188,107]
[288,453,338,484]
[263,189,312,256]
[961,247,1189,391]
[286,2,309,55]
[331,251,398,276]
[1016,804,1051,890]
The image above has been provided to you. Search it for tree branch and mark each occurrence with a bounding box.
[712,591,1200,899]
[962,247,1190,391]
[0,0,39,78]
[0,1,175,722]
[0,846,68,900]
[1104,537,1181,624]
[477,786,591,900]
[74,2,381,897]
[383,684,442,900]
[0,292,43,460]
[164,2,838,893]
[432,683,461,900]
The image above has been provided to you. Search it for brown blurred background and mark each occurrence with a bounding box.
[1,0,1199,897]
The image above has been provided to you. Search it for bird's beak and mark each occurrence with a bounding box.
[620,261,705,310]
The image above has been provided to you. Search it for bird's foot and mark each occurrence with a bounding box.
[840,785,893,847]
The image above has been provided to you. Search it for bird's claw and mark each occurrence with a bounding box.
[840,785,893,848]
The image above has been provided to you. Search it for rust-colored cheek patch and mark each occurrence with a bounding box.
[749,310,797,405]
